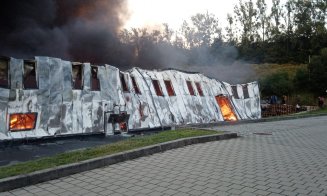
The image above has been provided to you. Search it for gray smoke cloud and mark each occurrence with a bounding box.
[0,1,254,83]
[156,42,255,84]
[0,0,129,65]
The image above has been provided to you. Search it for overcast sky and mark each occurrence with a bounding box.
[124,0,240,30]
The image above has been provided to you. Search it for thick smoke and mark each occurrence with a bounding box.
[0,0,129,64]
[0,1,254,83]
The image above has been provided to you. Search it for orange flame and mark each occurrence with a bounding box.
[120,122,127,132]
[9,113,37,131]
[216,96,237,121]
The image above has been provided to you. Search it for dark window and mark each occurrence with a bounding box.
[120,73,129,92]
[23,60,38,89]
[231,85,239,99]
[0,58,9,88]
[243,85,249,98]
[152,79,163,96]
[195,82,204,96]
[164,80,175,96]
[186,81,195,96]
[72,63,83,89]
[91,66,100,91]
[131,76,141,94]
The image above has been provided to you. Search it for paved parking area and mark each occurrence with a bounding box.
[1,116,327,196]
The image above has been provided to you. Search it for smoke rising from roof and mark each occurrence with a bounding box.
[0,1,254,83]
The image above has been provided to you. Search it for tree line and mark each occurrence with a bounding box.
[116,0,326,98]
[118,0,326,65]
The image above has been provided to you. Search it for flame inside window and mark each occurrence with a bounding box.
[215,96,237,121]
[9,113,37,131]
[120,122,127,132]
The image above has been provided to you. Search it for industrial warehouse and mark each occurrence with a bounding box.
[0,56,261,141]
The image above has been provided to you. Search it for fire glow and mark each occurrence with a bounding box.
[9,113,37,131]
[216,96,237,121]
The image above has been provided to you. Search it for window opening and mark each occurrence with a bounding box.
[23,60,37,89]
[0,58,9,88]
[186,81,195,96]
[152,79,163,96]
[215,96,237,121]
[120,73,129,92]
[243,85,249,99]
[195,82,204,96]
[164,80,175,96]
[9,113,37,131]
[91,66,100,91]
[72,63,83,89]
[131,76,141,94]
[231,85,239,99]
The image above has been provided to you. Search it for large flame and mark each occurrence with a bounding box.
[216,96,237,121]
[9,113,37,131]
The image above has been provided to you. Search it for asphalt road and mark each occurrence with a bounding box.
[0,135,128,166]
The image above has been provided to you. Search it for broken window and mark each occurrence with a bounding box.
[131,76,141,94]
[195,82,204,96]
[120,73,129,92]
[0,57,9,88]
[215,96,237,121]
[243,85,249,99]
[23,60,38,89]
[164,80,175,96]
[152,79,163,96]
[186,81,195,96]
[231,85,239,99]
[91,66,100,91]
[72,63,83,89]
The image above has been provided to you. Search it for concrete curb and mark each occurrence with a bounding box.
[0,133,237,192]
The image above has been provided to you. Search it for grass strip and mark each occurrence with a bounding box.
[305,107,327,115]
[0,129,221,179]
[288,107,327,116]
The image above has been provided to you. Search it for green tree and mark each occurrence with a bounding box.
[181,12,222,48]
[225,13,237,44]
[270,0,284,36]
[256,0,269,42]
[293,68,310,91]
[308,48,327,95]
[260,72,293,96]
[234,0,258,43]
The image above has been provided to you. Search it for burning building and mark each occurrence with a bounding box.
[0,56,261,141]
